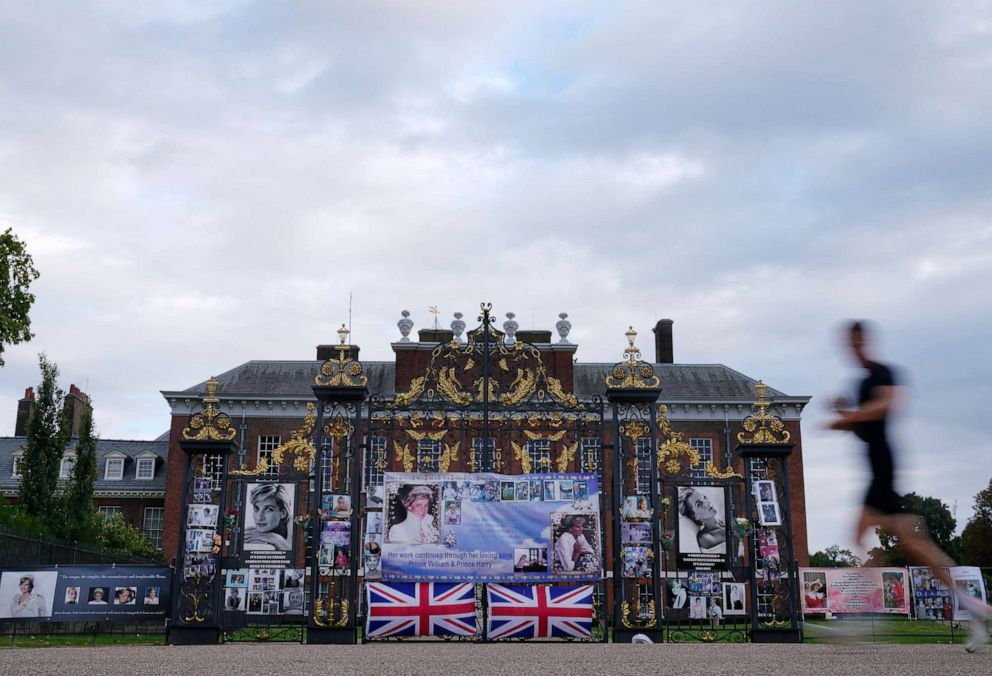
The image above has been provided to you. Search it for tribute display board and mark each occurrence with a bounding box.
[0,566,170,621]
[799,567,909,614]
[381,471,602,582]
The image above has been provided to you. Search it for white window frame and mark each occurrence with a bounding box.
[202,453,225,491]
[59,454,76,480]
[97,505,122,520]
[104,455,125,480]
[257,435,282,478]
[12,452,23,478]
[689,438,714,479]
[135,454,156,480]
[143,507,164,549]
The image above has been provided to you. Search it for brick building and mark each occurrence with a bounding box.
[159,315,811,565]
[0,386,169,548]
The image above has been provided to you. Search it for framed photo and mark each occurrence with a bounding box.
[113,587,137,605]
[225,570,248,588]
[677,485,728,569]
[621,495,652,521]
[758,501,782,526]
[0,571,59,619]
[321,494,352,520]
[622,546,652,578]
[244,483,295,551]
[550,511,601,575]
[187,504,219,528]
[689,596,707,619]
[385,483,440,545]
[723,582,746,615]
[224,587,246,611]
[621,521,652,545]
[753,480,776,503]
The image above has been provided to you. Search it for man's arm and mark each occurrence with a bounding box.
[829,385,903,430]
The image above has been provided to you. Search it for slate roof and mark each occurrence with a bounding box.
[168,359,804,402]
[0,436,168,496]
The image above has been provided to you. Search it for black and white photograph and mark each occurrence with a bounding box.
[513,547,549,573]
[282,589,305,615]
[622,546,652,578]
[385,483,440,545]
[758,501,782,527]
[187,504,219,528]
[225,587,246,611]
[247,592,263,614]
[0,571,58,619]
[244,482,294,551]
[365,512,382,534]
[64,586,81,605]
[281,569,304,589]
[550,511,601,575]
[668,579,688,609]
[723,582,747,615]
[364,553,381,579]
[754,480,776,503]
[366,484,385,507]
[194,478,213,493]
[677,485,727,569]
[621,521,652,545]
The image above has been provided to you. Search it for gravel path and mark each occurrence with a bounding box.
[1,643,989,676]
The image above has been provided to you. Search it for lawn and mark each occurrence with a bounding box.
[0,633,166,649]
[803,617,974,644]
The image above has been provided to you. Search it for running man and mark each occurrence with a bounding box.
[828,320,989,652]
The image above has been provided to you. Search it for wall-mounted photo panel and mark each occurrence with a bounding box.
[676,485,727,570]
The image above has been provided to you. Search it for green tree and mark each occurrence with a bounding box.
[872,492,959,566]
[809,545,864,567]
[959,479,992,566]
[0,227,41,367]
[18,354,68,521]
[60,405,99,541]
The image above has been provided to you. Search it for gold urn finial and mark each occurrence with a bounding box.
[605,325,660,389]
[182,376,236,441]
[738,379,791,444]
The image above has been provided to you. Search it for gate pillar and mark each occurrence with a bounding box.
[605,327,664,643]
[308,328,368,644]
[169,378,238,645]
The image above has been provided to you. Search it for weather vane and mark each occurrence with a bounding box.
[429,305,440,330]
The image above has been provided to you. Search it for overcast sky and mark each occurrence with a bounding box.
[1,1,990,555]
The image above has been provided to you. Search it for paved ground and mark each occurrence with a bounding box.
[0,643,989,675]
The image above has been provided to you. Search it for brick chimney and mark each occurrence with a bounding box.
[317,344,361,361]
[14,387,34,436]
[652,319,674,364]
[64,384,92,437]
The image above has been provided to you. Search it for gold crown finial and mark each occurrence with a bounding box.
[182,376,236,441]
[605,325,660,389]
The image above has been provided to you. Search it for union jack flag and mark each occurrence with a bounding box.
[366,582,477,638]
[486,584,593,640]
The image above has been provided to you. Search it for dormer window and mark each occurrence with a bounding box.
[59,454,76,479]
[104,454,126,480]
[12,452,23,478]
[135,452,156,480]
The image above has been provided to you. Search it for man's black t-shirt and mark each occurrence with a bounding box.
[857,361,902,513]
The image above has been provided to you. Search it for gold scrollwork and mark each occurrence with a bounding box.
[407,429,447,442]
[313,597,349,628]
[232,403,317,476]
[314,332,369,388]
[656,405,701,475]
[394,441,415,473]
[499,368,537,405]
[738,381,791,444]
[605,327,661,389]
[182,377,237,441]
[555,442,577,472]
[438,441,460,472]
[524,429,567,442]
[621,600,657,628]
[394,376,426,407]
[705,462,743,479]
[511,440,532,474]
[620,421,650,446]
[437,366,472,405]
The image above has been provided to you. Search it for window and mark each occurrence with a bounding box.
[580,437,601,474]
[135,456,156,480]
[59,454,76,479]
[202,453,225,491]
[525,439,552,473]
[689,438,714,479]
[104,456,125,480]
[143,507,164,549]
[417,439,442,472]
[97,506,122,521]
[635,438,653,494]
[749,457,769,479]
[471,437,496,472]
[257,435,282,478]
[11,453,23,478]
[363,436,386,492]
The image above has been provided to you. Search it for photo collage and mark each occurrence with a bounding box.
[666,572,742,621]
[756,529,781,582]
[753,480,782,527]
[319,493,353,576]
[184,478,220,579]
[224,568,305,615]
[620,495,665,579]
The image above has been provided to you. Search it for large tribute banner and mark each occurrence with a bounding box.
[382,472,602,582]
[799,567,910,614]
[0,566,170,621]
